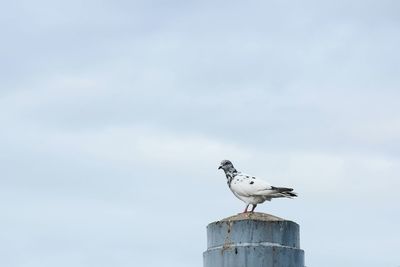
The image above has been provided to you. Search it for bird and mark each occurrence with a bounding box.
[218,159,297,213]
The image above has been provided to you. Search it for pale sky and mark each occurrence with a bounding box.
[1,1,400,267]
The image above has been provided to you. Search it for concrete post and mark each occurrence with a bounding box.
[203,212,304,267]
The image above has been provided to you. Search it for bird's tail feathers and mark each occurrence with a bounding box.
[271,186,298,198]
[280,192,298,198]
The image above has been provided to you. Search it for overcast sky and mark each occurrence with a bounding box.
[1,1,400,266]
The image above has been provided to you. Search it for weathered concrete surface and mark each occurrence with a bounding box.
[203,212,304,267]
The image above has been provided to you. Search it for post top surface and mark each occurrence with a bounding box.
[219,212,284,222]
[207,212,301,250]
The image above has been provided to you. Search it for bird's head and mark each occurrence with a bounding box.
[218,160,234,172]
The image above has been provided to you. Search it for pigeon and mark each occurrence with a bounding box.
[218,160,297,213]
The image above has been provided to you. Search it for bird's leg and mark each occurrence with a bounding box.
[243,204,249,213]
[250,204,257,212]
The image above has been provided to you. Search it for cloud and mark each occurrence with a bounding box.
[1,0,400,266]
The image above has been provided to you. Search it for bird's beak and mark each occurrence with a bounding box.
[218,165,222,170]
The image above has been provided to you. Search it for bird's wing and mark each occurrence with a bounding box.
[230,173,275,197]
